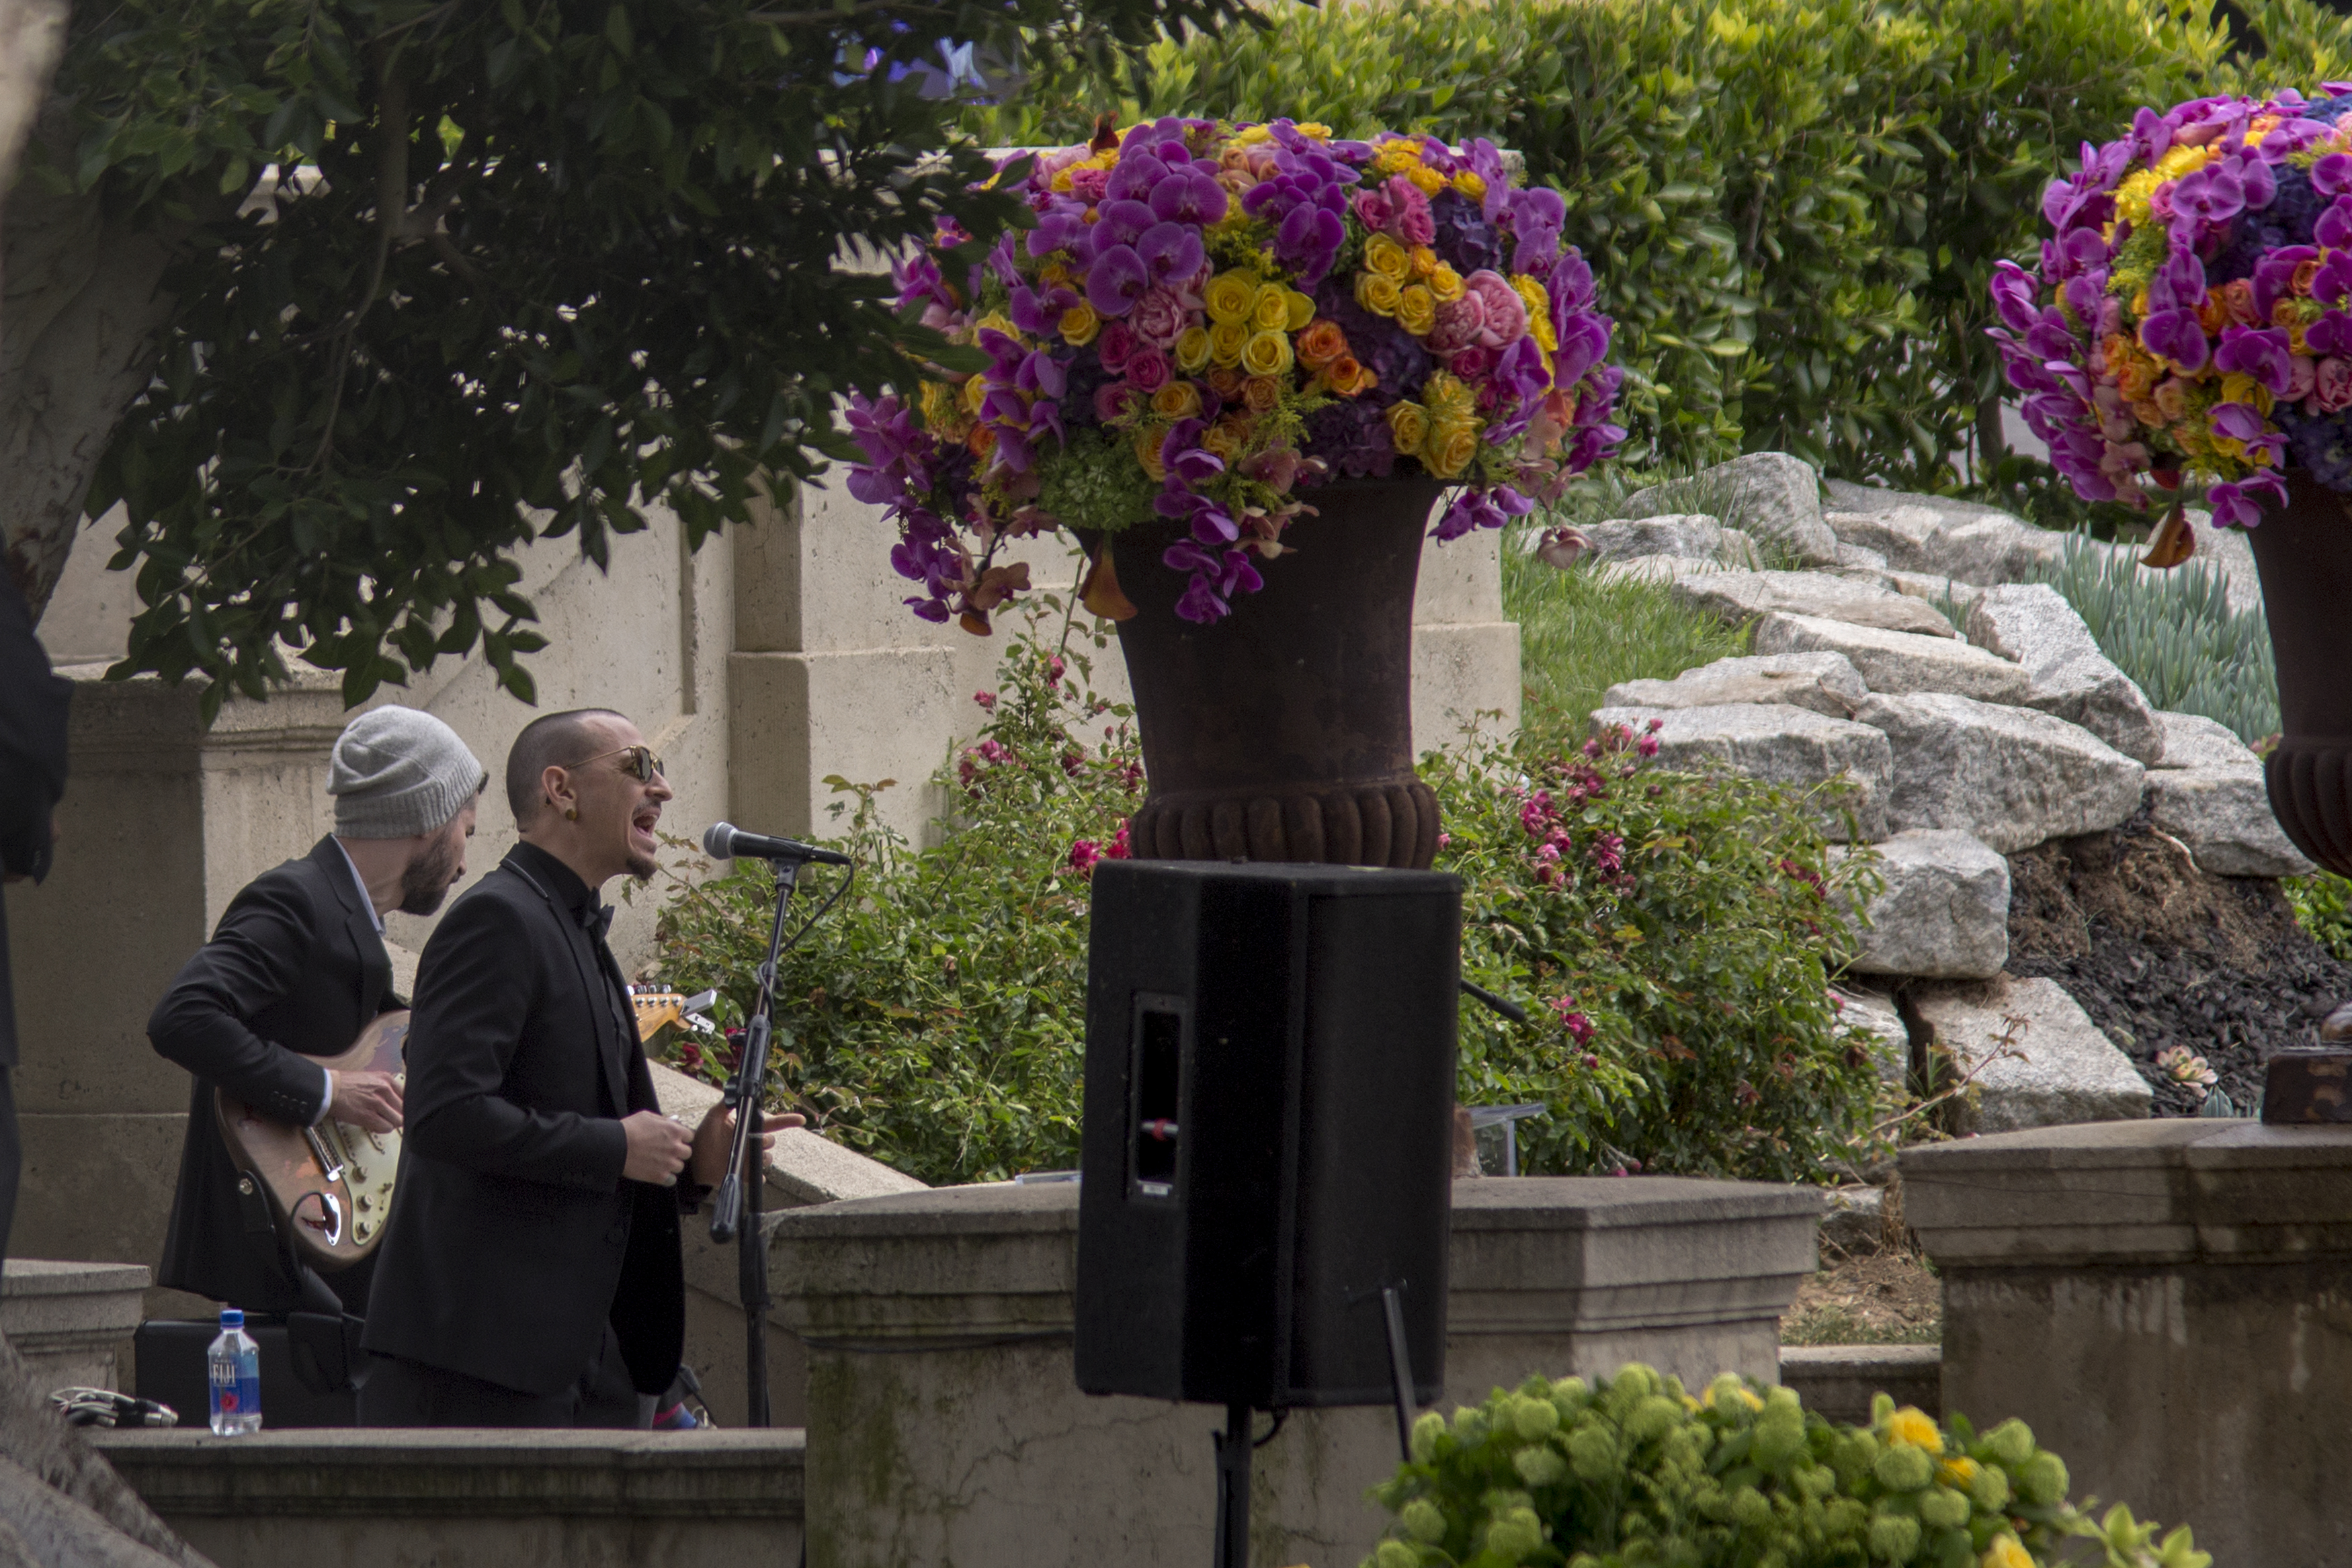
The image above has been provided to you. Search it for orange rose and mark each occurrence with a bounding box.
[1206,366,1249,400]
[1322,355,1368,396]
[2222,278,2261,327]
[1296,318,1349,372]
[1241,375,1282,414]
[2196,290,2230,336]
[2295,258,2322,298]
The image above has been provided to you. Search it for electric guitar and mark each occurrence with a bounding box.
[216,988,712,1271]
[215,1011,409,1271]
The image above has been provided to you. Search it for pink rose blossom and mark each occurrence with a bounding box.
[1354,187,1398,233]
[1097,321,1138,372]
[2318,355,2352,411]
[1131,286,1191,348]
[1095,381,1144,423]
[1069,167,1111,204]
[1462,269,1528,347]
[1388,178,1435,247]
[1126,347,1171,392]
[1447,345,1495,380]
[1427,293,1486,353]
[2285,353,2318,402]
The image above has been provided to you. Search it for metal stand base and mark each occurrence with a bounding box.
[1213,1400,1251,1568]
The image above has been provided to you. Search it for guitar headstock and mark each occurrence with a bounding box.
[629,984,718,1043]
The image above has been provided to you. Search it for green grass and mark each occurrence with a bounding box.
[1777,1303,1941,1348]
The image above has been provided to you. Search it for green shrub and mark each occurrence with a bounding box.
[2025,533,2279,744]
[1364,1368,2210,1568]
[2285,873,2352,965]
[646,625,1884,1186]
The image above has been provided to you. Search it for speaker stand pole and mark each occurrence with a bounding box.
[1214,1400,1252,1568]
[710,855,798,1427]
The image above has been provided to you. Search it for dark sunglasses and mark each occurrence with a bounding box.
[571,744,665,783]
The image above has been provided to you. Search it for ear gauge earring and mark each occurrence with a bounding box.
[564,807,579,822]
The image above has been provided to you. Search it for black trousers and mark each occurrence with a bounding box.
[356,1322,654,1430]
[0,1065,17,1266]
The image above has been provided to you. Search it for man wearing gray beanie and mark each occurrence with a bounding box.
[146,706,488,1321]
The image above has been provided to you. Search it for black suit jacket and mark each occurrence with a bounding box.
[148,836,397,1310]
[0,570,71,1070]
[361,842,685,1398]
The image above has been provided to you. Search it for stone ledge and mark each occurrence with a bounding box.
[91,1428,806,1519]
[1777,1344,1941,1426]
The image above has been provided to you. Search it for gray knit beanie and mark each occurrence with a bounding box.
[329,707,488,839]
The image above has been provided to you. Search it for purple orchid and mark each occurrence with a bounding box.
[1505,186,1566,273]
[1990,261,2041,333]
[1136,222,1205,286]
[1150,165,1228,226]
[2316,249,2352,306]
[2168,163,2246,244]
[2206,472,2287,527]
[2315,153,2352,199]
[1085,246,1151,318]
[2317,197,2352,250]
[2308,310,2352,357]
[2253,246,2318,321]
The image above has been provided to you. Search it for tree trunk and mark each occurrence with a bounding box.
[1,107,192,620]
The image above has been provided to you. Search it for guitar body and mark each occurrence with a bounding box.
[215,1010,409,1273]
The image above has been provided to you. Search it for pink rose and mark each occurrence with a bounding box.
[1069,167,1111,204]
[2318,356,2352,412]
[2286,353,2318,402]
[1388,178,1435,247]
[1132,286,1191,348]
[1427,293,1486,354]
[1127,347,1171,392]
[1355,187,1398,233]
[1463,269,1527,348]
[1447,345,1495,381]
[1095,381,1144,423]
[1097,322,1138,372]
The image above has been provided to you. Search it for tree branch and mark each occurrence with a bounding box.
[306,44,412,474]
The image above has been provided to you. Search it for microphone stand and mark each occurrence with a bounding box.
[709,853,798,1428]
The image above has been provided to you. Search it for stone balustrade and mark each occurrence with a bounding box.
[1,1258,151,1393]
[771,1175,1819,1568]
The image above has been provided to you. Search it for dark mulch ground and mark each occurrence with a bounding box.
[2004,812,2350,1116]
[1779,1247,1941,1346]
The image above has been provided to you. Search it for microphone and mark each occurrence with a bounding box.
[702,821,852,866]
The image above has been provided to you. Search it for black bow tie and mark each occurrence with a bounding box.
[581,903,614,941]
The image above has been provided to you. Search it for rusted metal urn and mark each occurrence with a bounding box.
[1105,478,1445,869]
[2247,472,2352,877]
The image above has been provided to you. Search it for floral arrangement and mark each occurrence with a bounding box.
[1992,87,2352,538]
[1363,1366,2210,1568]
[847,118,1622,628]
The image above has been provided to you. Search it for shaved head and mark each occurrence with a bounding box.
[505,709,625,826]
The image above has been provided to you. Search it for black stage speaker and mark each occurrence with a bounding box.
[1075,859,1460,1409]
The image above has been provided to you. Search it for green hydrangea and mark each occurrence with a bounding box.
[1360,1365,2203,1568]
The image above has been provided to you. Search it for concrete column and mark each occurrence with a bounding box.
[0,1259,152,1391]
[1903,1120,2352,1568]
[3,670,341,1289]
[772,1176,1815,1568]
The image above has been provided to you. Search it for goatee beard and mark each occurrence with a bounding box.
[397,839,462,916]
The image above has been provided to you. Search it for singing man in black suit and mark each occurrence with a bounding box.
[0,570,71,1266]
[148,707,487,1315]
[360,709,784,1428]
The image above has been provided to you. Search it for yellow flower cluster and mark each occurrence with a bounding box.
[1355,234,1468,339]
[1370,134,1484,200]
[1386,372,1481,477]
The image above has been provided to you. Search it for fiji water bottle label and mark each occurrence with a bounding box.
[210,1358,260,1419]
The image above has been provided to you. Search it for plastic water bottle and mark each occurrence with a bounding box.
[206,1308,261,1436]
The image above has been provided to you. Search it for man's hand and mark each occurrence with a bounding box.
[688,1105,799,1189]
[327,1070,404,1133]
[621,1109,695,1185]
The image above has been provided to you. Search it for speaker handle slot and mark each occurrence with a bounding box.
[1129,996,1187,1200]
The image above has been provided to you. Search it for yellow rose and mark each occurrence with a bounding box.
[1235,124,1274,146]
[1133,423,1169,482]
[1429,263,1466,304]
[1365,233,1413,281]
[960,375,989,415]
[1050,169,1075,193]
[1202,417,1248,460]
[1883,1408,1944,1454]
[1241,329,1294,378]
[1175,326,1215,373]
[1981,1536,2033,1568]
[1209,318,1251,368]
[1206,270,1261,326]
[1152,381,1203,421]
[1396,285,1437,337]
[1423,370,1476,420]
[1295,122,1331,139]
[1385,400,1430,456]
[1409,245,1439,279]
[1513,273,1553,326]
[1059,302,1101,347]
[1374,140,1420,175]
[975,311,1021,344]
[1404,163,1445,195]
[1454,170,1487,202]
[1424,419,1479,479]
[919,381,959,427]
[1355,272,1404,317]
[2219,372,2275,415]
[1251,286,1292,332]
[1284,290,1316,331]
[1040,261,1074,290]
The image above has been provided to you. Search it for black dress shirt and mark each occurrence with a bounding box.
[0,570,71,1070]
[362,842,687,1398]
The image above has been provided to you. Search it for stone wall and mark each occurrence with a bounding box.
[11,488,1515,1305]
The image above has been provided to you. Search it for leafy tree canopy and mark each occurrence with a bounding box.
[37,0,1256,715]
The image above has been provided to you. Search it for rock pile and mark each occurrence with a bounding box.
[1555,456,2323,1135]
